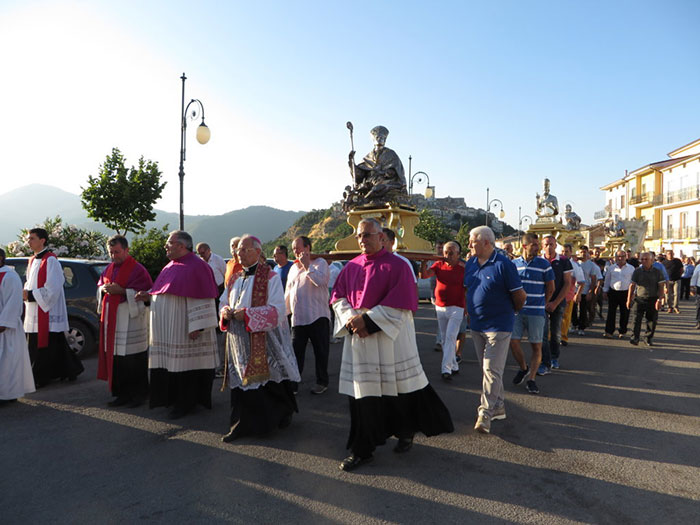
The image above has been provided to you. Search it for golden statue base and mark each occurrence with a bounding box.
[526,222,585,251]
[332,205,433,254]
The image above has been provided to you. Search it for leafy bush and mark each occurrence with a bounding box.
[5,216,107,259]
[129,225,170,280]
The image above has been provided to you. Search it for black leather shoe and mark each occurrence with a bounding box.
[339,454,373,471]
[107,397,130,407]
[221,427,242,443]
[393,437,413,453]
[441,372,452,381]
[127,398,144,408]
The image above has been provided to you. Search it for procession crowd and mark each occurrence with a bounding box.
[0,222,693,472]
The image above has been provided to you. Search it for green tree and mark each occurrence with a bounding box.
[414,210,452,245]
[456,222,472,255]
[129,225,170,280]
[81,147,166,235]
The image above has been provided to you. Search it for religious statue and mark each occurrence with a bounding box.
[342,124,407,212]
[535,178,559,223]
[563,204,581,231]
[604,214,625,238]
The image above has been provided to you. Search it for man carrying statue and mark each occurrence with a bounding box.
[343,125,407,210]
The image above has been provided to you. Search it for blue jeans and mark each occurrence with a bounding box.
[541,300,566,367]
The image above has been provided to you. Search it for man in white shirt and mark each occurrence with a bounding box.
[603,250,635,338]
[285,236,330,395]
[196,242,227,296]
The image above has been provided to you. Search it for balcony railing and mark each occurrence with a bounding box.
[630,193,652,205]
[663,226,700,239]
[663,186,700,206]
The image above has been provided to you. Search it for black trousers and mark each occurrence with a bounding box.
[680,278,691,300]
[631,297,658,342]
[112,351,149,401]
[347,386,454,457]
[575,294,590,330]
[605,289,630,335]
[292,317,330,387]
[229,380,297,436]
[27,332,84,386]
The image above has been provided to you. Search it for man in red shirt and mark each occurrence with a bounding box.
[420,241,466,380]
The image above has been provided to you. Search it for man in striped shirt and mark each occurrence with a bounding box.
[510,233,554,394]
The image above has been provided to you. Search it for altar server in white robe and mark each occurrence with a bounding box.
[0,248,35,403]
[23,228,83,387]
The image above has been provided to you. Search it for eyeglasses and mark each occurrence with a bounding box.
[355,232,379,240]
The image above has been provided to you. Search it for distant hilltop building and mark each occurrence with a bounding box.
[408,190,505,233]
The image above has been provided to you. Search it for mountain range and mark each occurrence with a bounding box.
[0,184,306,256]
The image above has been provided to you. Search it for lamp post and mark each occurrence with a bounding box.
[178,72,211,231]
[485,187,505,227]
[518,206,533,245]
[409,170,430,196]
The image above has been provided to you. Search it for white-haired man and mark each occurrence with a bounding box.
[219,234,300,442]
[464,226,526,434]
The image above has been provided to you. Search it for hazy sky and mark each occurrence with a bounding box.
[2,0,699,225]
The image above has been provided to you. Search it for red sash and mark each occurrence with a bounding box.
[28,252,57,349]
[0,272,5,286]
[97,256,137,389]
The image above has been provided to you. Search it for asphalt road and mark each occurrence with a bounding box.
[2,300,699,524]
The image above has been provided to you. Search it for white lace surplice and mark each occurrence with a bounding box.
[332,299,428,399]
[221,271,300,390]
[22,256,69,333]
[98,288,149,357]
[149,294,219,372]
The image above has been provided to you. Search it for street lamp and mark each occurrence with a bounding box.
[485,187,505,227]
[407,156,431,195]
[410,171,430,195]
[178,72,211,231]
[518,206,533,245]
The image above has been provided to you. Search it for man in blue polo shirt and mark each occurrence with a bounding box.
[510,233,554,394]
[273,245,294,289]
[464,226,526,434]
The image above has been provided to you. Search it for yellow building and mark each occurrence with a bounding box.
[598,137,700,256]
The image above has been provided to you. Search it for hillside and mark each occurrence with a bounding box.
[0,184,306,256]
[263,196,518,255]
